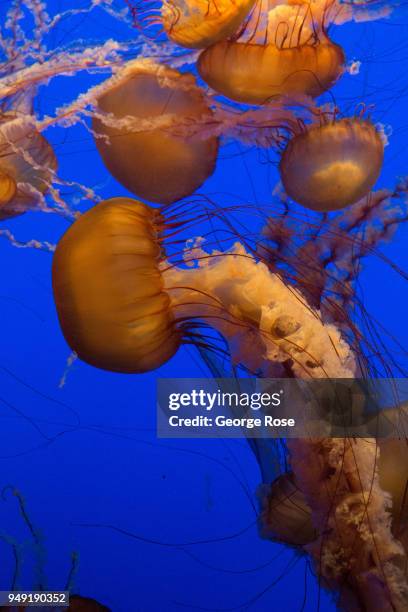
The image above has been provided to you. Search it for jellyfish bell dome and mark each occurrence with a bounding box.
[0,115,57,219]
[197,1,345,104]
[52,198,181,373]
[279,118,384,211]
[161,0,256,49]
[258,472,316,548]
[93,62,219,205]
[198,38,344,105]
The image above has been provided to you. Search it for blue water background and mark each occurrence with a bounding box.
[0,2,408,610]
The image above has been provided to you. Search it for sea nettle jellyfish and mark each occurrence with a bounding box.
[51,181,408,608]
[250,183,408,610]
[197,0,345,104]
[52,197,355,377]
[257,425,408,610]
[363,405,408,551]
[258,472,316,547]
[218,104,384,211]
[0,115,57,219]
[93,61,219,205]
[279,117,384,211]
[161,0,257,48]
[52,198,181,373]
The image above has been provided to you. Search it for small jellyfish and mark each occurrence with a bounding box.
[161,0,256,49]
[0,116,57,219]
[258,472,316,547]
[378,437,408,545]
[52,198,181,373]
[279,118,384,211]
[93,62,219,205]
[362,406,408,549]
[197,1,345,104]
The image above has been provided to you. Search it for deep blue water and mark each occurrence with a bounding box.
[1,2,408,611]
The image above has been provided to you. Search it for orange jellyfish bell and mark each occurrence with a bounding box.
[93,62,219,205]
[197,1,345,104]
[161,0,256,48]
[279,118,384,211]
[0,115,57,219]
[52,198,181,373]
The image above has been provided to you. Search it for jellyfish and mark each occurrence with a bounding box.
[0,116,57,219]
[362,405,408,551]
[161,0,257,49]
[279,117,384,211]
[52,198,181,373]
[52,199,356,377]
[253,431,408,610]
[258,472,316,547]
[250,186,408,609]
[378,437,408,550]
[197,1,345,104]
[256,391,403,559]
[162,181,408,610]
[92,62,219,205]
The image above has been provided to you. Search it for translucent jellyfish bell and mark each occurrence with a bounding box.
[93,62,219,205]
[0,116,57,219]
[258,472,316,547]
[52,198,181,373]
[161,0,256,49]
[198,1,345,104]
[355,405,408,549]
[378,437,408,541]
[279,119,384,211]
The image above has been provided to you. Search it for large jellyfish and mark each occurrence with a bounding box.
[197,0,346,104]
[52,195,358,378]
[92,61,219,204]
[52,198,181,373]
